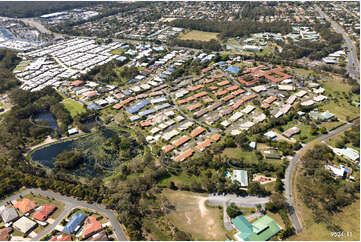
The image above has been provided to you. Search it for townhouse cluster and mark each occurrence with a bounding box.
[14,38,128,92]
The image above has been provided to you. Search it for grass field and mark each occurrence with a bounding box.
[110,49,125,55]
[178,30,219,41]
[320,99,359,121]
[288,198,360,241]
[280,120,319,143]
[162,189,227,240]
[61,99,86,118]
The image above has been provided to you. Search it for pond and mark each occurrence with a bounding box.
[34,112,59,130]
[30,128,140,178]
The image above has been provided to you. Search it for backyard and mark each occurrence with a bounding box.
[61,98,86,118]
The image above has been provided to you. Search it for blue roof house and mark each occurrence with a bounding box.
[226,66,240,75]
[63,213,86,234]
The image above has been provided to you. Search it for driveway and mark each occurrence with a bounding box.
[0,188,127,241]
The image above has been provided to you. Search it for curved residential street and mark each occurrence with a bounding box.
[284,121,357,233]
[0,188,127,241]
[315,5,360,80]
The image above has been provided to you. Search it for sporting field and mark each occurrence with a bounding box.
[178,30,219,41]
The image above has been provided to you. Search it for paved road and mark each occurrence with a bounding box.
[207,194,269,207]
[284,121,356,233]
[315,5,360,80]
[0,189,127,241]
[206,194,269,231]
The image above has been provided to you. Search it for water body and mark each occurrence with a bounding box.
[34,112,59,130]
[30,128,129,177]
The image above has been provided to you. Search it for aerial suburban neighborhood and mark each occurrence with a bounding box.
[0,1,359,241]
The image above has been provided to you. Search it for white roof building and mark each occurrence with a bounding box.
[13,217,37,234]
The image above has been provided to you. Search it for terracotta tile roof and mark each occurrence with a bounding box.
[237,77,258,86]
[172,135,191,147]
[0,227,12,241]
[263,67,292,83]
[232,94,257,110]
[32,205,56,222]
[173,148,194,162]
[222,94,235,102]
[215,90,228,96]
[188,85,204,92]
[194,91,208,98]
[264,96,277,104]
[211,134,221,142]
[49,234,72,241]
[177,99,188,105]
[113,103,122,110]
[226,85,240,91]
[140,121,152,127]
[202,97,213,103]
[14,198,36,214]
[231,89,246,96]
[195,139,212,151]
[85,91,97,98]
[194,109,208,118]
[71,80,83,86]
[82,216,102,238]
[190,127,206,137]
[162,144,174,153]
[262,103,270,109]
[208,86,218,91]
[203,78,214,84]
[186,96,196,102]
[217,80,230,86]
[187,102,202,111]
[212,74,224,79]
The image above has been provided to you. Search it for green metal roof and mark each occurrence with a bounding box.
[232,215,253,240]
[232,215,281,241]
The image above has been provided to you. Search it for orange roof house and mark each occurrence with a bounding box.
[188,85,204,92]
[140,121,152,127]
[203,78,214,84]
[231,89,246,96]
[226,85,239,91]
[49,234,72,241]
[187,102,202,111]
[113,103,122,110]
[264,96,277,104]
[14,198,36,214]
[196,139,212,151]
[212,74,224,79]
[262,103,270,109]
[215,90,228,97]
[194,91,208,98]
[217,80,230,86]
[208,86,218,91]
[222,94,235,102]
[172,136,191,147]
[263,67,292,83]
[32,205,56,221]
[81,216,102,238]
[71,80,83,86]
[162,144,175,153]
[232,94,257,110]
[211,134,221,142]
[173,148,194,162]
[190,127,206,137]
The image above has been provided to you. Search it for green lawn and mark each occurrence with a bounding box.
[320,99,360,121]
[223,147,258,163]
[61,99,86,118]
[280,120,319,143]
[178,30,219,41]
